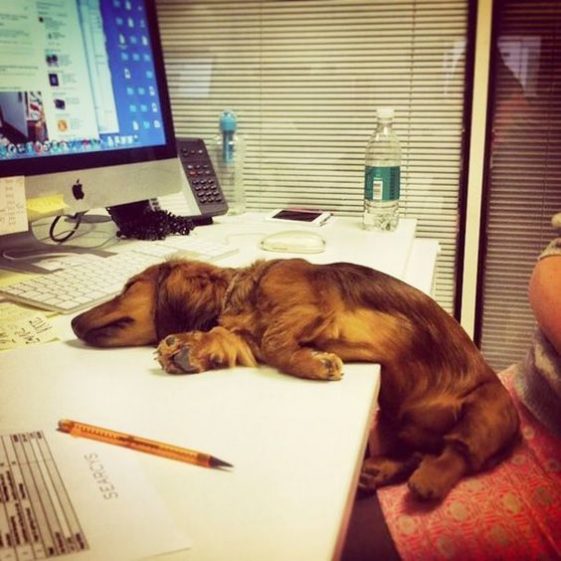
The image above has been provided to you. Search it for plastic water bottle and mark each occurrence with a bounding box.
[214,110,246,215]
[363,107,401,231]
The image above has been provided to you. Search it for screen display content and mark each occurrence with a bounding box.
[0,0,168,165]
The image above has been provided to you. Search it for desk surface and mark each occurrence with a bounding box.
[0,213,437,561]
[197,212,418,279]
[1,338,380,561]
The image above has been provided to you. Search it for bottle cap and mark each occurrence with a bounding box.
[377,107,394,119]
[219,110,237,133]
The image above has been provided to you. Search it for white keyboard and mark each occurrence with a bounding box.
[0,238,238,314]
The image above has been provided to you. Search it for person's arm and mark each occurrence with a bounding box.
[529,254,561,355]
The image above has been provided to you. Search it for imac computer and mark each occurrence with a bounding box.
[0,0,185,272]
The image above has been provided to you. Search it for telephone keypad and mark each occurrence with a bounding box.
[176,137,228,217]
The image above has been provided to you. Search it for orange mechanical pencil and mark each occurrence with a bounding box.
[57,419,233,469]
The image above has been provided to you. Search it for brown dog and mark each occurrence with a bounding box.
[71,258,520,500]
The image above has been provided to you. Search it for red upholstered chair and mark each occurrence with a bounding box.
[375,236,561,561]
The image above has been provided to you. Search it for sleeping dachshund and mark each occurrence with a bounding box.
[71,258,520,500]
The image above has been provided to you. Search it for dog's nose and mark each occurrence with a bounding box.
[71,314,84,337]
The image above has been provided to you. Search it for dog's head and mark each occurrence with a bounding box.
[71,259,235,347]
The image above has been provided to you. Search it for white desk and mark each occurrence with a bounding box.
[197,212,419,278]
[0,214,438,561]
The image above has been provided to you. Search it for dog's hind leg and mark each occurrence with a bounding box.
[359,413,432,494]
[407,447,468,500]
[406,380,520,500]
[360,454,422,493]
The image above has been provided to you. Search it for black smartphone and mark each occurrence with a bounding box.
[265,208,332,227]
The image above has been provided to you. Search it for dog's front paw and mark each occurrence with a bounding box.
[156,333,206,375]
[281,349,344,381]
[157,327,257,375]
[312,351,344,381]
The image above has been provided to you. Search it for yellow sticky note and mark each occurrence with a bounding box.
[26,194,68,221]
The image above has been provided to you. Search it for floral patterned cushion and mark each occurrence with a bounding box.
[376,366,561,561]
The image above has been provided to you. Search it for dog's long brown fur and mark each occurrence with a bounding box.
[71,258,520,500]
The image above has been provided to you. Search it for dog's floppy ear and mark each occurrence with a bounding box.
[155,261,232,340]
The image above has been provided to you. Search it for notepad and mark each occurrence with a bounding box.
[0,302,59,350]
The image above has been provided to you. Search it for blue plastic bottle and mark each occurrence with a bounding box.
[214,110,246,215]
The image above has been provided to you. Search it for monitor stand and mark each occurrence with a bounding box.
[0,226,113,274]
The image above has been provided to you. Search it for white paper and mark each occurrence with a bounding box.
[0,303,59,350]
[0,429,191,561]
[0,177,28,236]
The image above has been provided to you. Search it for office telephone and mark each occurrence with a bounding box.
[107,138,228,238]
[175,137,228,219]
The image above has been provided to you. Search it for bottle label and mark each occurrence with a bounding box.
[364,166,400,202]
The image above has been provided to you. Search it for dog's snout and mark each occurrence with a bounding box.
[71,297,158,347]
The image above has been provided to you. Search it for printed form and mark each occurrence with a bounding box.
[0,178,27,237]
[0,429,191,561]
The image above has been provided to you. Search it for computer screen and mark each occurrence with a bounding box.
[0,0,182,216]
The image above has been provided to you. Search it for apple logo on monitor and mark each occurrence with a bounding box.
[72,179,84,200]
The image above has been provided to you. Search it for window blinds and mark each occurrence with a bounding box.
[479,0,561,370]
[155,0,470,312]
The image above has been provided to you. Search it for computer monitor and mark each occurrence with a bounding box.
[0,0,183,270]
